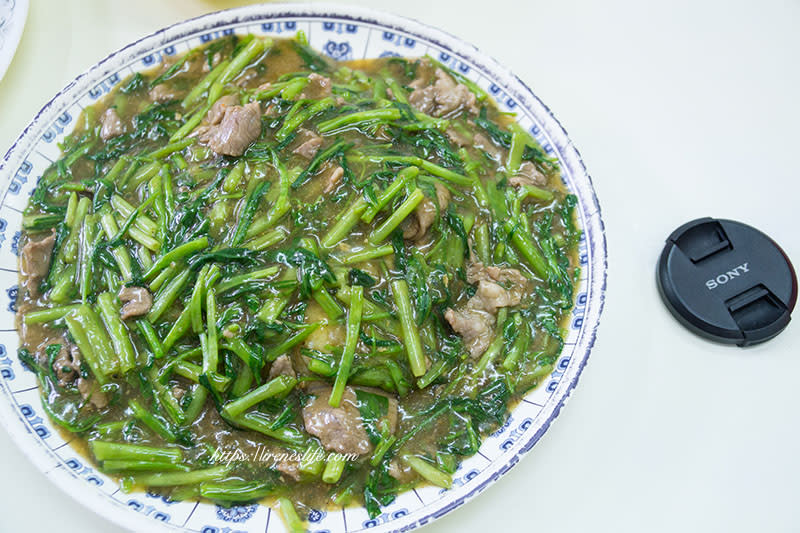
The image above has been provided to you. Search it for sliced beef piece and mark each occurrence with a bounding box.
[65,341,108,408]
[473,132,504,161]
[77,375,109,409]
[408,68,478,118]
[472,280,521,315]
[431,68,478,116]
[445,306,495,358]
[509,161,548,188]
[403,200,435,241]
[269,354,297,381]
[446,263,529,357]
[118,286,153,320]
[302,385,372,456]
[466,263,529,309]
[100,108,124,140]
[206,94,239,125]
[407,73,429,91]
[299,73,332,100]
[47,341,80,386]
[292,128,323,159]
[199,101,262,156]
[20,230,56,297]
[149,83,178,103]
[445,126,471,147]
[408,79,435,115]
[275,455,302,481]
[403,183,451,241]
[467,263,528,293]
[318,161,344,194]
[435,181,452,207]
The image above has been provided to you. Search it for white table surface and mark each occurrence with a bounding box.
[1,0,799,531]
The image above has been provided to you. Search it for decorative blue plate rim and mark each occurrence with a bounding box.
[0,4,607,532]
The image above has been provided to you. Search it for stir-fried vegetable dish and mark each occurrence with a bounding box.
[16,32,580,524]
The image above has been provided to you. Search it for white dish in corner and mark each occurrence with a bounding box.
[0,0,28,82]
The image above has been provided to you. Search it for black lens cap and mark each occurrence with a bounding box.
[657,217,797,346]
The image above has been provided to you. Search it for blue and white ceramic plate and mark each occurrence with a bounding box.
[0,4,607,532]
